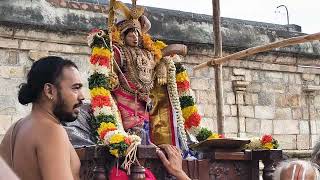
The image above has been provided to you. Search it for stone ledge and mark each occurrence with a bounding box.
[283,150,312,159]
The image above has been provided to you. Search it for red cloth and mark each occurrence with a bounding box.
[109,166,157,180]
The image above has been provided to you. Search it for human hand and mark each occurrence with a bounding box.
[156,144,190,180]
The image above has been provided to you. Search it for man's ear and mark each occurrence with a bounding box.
[43,83,57,101]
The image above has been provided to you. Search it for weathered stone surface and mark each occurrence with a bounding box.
[275,108,292,120]
[235,93,244,105]
[245,118,260,133]
[14,29,87,45]
[204,104,216,118]
[299,121,309,134]
[233,68,246,76]
[276,94,301,108]
[246,83,261,93]
[196,90,216,104]
[0,37,19,49]
[200,117,216,132]
[258,91,275,106]
[265,72,283,79]
[223,81,233,92]
[239,105,254,118]
[20,40,90,54]
[273,135,297,149]
[310,120,317,134]
[0,26,14,37]
[0,66,25,78]
[224,116,238,133]
[230,105,237,116]
[302,73,316,81]
[190,78,211,90]
[297,135,310,150]
[225,92,235,105]
[0,115,11,134]
[275,55,297,65]
[292,108,302,120]
[0,96,17,115]
[238,117,246,133]
[260,120,273,134]
[28,50,49,61]
[255,106,275,119]
[0,50,19,65]
[311,135,320,148]
[224,105,231,116]
[0,78,23,96]
[274,120,299,134]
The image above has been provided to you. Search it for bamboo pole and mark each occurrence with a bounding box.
[194,32,320,70]
[212,0,225,134]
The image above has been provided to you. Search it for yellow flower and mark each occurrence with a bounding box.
[110,149,119,157]
[90,87,111,97]
[182,106,197,120]
[262,142,274,149]
[154,48,162,62]
[97,122,116,135]
[154,40,167,50]
[208,133,220,140]
[109,133,125,144]
[176,71,189,82]
[92,47,111,58]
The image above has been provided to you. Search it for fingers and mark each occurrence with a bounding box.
[158,144,182,159]
[156,149,170,167]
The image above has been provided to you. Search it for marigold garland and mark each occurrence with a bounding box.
[141,33,167,62]
[87,30,141,159]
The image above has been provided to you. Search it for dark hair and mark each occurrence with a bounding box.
[18,56,78,105]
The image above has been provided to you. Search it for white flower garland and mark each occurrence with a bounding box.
[164,56,189,152]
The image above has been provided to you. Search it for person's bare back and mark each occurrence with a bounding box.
[0,56,84,180]
[1,112,80,180]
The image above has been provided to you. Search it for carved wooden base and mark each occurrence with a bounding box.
[76,146,283,180]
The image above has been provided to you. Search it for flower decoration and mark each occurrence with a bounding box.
[246,134,279,150]
[175,63,201,131]
[141,33,167,62]
[88,30,141,158]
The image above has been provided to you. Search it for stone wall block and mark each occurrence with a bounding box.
[297,135,310,150]
[275,108,292,120]
[273,135,297,149]
[274,120,299,134]
[239,105,255,118]
[255,106,275,119]
[0,37,19,49]
[245,118,260,133]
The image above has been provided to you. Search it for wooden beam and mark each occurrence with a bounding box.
[212,0,225,134]
[194,32,320,70]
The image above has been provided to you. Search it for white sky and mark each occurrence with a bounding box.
[122,0,320,34]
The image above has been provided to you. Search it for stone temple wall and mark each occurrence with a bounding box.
[1,0,320,150]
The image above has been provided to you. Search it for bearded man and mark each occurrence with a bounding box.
[0,56,84,180]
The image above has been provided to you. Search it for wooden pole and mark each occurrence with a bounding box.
[212,0,224,134]
[194,32,320,70]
